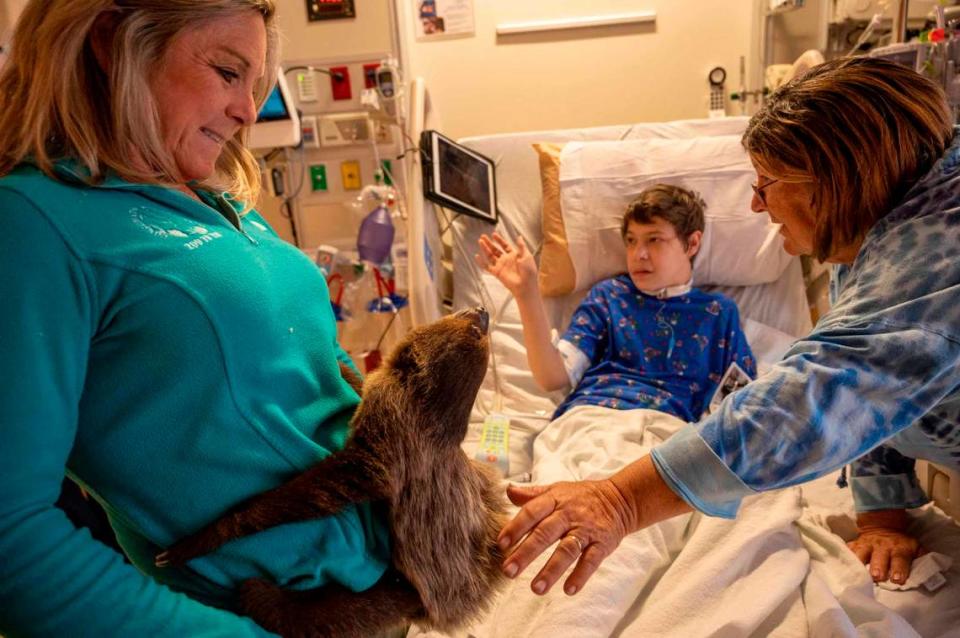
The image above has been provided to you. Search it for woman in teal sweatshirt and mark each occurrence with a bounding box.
[0,2,390,636]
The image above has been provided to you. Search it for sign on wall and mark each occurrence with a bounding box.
[306,0,356,21]
[414,0,474,40]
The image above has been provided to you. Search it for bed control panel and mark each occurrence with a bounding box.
[476,413,510,476]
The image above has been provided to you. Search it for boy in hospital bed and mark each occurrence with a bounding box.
[476,184,755,422]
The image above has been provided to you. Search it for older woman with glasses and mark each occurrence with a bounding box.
[496,55,960,600]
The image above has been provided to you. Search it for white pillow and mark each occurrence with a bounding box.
[743,318,798,374]
[558,134,794,292]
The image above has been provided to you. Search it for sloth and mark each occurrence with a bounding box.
[157,307,508,638]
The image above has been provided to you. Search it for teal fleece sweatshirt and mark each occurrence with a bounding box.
[0,163,391,637]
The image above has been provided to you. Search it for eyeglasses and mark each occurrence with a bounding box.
[751,178,779,207]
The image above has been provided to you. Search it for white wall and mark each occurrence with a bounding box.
[274,0,396,63]
[0,0,393,60]
[397,0,760,139]
[3,0,761,140]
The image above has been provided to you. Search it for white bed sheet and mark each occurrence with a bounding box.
[413,407,959,638]
[799,475,960,638]
[449,273,959,637]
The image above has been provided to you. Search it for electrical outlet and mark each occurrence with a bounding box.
[297,70,319,102]
[330,66,351,101]
[309,164,328,191]
[363,63,380,89]
[340,160,362,190]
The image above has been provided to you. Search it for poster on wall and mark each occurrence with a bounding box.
[414,0,475,40]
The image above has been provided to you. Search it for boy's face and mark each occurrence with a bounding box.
[623,218,701,292]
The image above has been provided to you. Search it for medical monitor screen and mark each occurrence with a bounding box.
[248,71,300,150]
[420,130,497,224]
[257,84,290,122]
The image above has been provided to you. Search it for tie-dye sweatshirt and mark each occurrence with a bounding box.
[652,131,960,517]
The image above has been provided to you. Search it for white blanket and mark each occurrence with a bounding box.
[412,406,927,638]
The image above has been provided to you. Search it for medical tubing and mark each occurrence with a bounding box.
[847,13,883,56]
[374,306,400,352]
[368,122,384,171]
[655,300,676,359]
[441,206,503,413]
[280,143,307,236]
[442,206,551,420]
[437,211,460,236]
[367,131,409,221]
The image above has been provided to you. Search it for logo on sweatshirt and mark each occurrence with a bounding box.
[130,207,222,250]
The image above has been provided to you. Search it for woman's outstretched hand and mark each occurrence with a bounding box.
[848,509,924,584]
[497,455,692,596]
[497,479,634,597]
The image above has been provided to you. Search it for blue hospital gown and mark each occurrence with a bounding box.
[653,130,960,517]
[554,274,756,422]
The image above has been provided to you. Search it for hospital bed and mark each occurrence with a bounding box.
[403,115,960,637]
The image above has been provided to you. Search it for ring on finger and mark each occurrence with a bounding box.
[565,534,585,555]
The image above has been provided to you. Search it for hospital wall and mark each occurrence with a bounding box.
[2,0,759,141]
[252,1,400,248]
[275,0,396,63]
[0,0,760,247]
[397,0,760,139]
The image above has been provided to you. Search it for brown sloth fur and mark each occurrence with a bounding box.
[156,308,508,637]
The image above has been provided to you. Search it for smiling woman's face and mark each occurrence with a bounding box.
[149,12,267,183]
[749,159,819,258]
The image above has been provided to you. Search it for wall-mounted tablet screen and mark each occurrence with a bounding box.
[420,130,497,224]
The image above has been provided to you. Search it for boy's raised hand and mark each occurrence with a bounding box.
[476,232,538,297]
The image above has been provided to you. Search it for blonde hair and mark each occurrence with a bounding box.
[743,56,954,261]
[0,0,278,208]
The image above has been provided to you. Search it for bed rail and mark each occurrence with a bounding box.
[917,460,960,523]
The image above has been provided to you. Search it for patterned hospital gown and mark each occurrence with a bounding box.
[554,274,756,422]
[653,130,960,517]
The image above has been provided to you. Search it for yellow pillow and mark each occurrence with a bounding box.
[532,143,576,297]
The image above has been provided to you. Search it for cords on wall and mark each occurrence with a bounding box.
[438,205,551,421]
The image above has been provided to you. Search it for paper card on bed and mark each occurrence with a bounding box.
[707,362,751,415]
[476,413,509,476]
